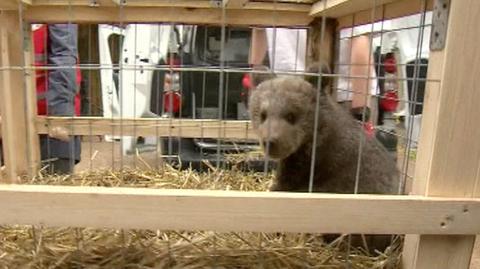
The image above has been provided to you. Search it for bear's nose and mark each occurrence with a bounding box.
[262,139,278,150]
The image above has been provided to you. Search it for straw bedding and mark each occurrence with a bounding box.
[0,162,402,268]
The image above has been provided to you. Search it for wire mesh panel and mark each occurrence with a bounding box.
[0,0,479,268]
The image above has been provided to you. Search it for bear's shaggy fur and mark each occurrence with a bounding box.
[248,76,399,194]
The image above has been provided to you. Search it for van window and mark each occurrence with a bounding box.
[196,26,251,66]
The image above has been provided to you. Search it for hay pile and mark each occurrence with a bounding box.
[0,164,402,268]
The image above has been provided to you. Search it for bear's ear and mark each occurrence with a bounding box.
[304,61,331,94]
[250,65,276,87]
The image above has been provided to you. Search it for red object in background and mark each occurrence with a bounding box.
[162,54,182,114]
[33,24,81,116]
[242,73,252,90]
[384,57,397,74]
[363,122,375,139]
[380,91,399,112]
[163,91,182,114]
[168,56,181,67]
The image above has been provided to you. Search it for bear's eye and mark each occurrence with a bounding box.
[260,111,267,123]
[285,112,296,125]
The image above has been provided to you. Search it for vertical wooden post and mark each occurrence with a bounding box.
[0,10,39,182]
[402,0,480,268]
[307,17,336,95]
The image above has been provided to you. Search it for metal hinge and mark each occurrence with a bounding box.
[88,0,99,7]
[210,0,223,8]
[430,0,450,51]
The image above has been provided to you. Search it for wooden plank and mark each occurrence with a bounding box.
[258,0,314,3]
[31,0,116,5]
[23,6,311,26]
[36,116,257,140]
[22,20,40,176]
[310,0,398,18]
[244,1,311,12]
[0,26,17,182]
[0,184,479,234]
[336,0,434,30]
[0,11,39,182]
[306,17,337,95]
[109,0,212,8]
[225,0,249,8]
[0,0,20,10]
[403,236,475,269]
[31,0,310,11]
[0,0,31,10]
[402,1,480,268]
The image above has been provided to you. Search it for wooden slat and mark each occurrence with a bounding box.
[32,0,310,11]
[0,0,20,10]
[32,0,213,7]
[0,0,31,10]
[22,19,40,176]
[257,0,314,3]
[36,116,257,140]
[402,1,480,268]
[310,0,398,18]
[31,0,116,5]
[0,27,16,181]
[0,11,39,183]
[336,0,434,30]
[306,17,337,95]
[244,1,311,12]
[23,6,311,26]
[0,184,479,234]
[225,0,249,8]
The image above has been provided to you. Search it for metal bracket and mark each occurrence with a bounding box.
[210,0,223,8]
[430,0,450,51]
[112,0,127,6]
[88,0,98,7]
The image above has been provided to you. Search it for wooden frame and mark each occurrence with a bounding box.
[401,1,480,268]
[0,10,39,182]
[36,117,257,139]
[1,0,435,28]
[23,6,312,26]
[0,1,479,269]
[0,184,479,234]
[336,0,435,30]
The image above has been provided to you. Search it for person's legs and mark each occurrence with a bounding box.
[40,134,80,175]
[349,35,375,111]
[50,158,75,175]
[249,28,268,67]
[41,24,81,174]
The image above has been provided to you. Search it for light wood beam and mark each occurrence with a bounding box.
[0,184,479,234]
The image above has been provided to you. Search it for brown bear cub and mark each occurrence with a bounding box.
[248,75,399,194]
[248,66,401,254]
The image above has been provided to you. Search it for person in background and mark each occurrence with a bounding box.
[248,27,307,74]
[336,24,383,130]
[33,23,82,174]
[248,26,376,131]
